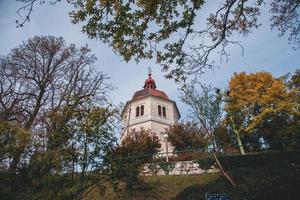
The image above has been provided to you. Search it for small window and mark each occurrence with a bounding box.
[136,106,140,117]
[158,105,161,116]
[162,107,166,117]
[141,105,144,116]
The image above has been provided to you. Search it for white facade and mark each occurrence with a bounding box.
[120,74,180,154]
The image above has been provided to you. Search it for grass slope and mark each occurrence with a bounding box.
[86,151,300,200]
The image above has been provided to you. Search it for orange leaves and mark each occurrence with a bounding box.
[227,71,299,134]
[229,71,289,108]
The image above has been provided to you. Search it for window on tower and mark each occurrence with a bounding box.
[162,106,166,117]
[141,105,144,116]
[158,105,161,116]
[136,106,140,117]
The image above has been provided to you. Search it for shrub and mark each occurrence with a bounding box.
[109,128,161,190]
[165,123,208,152]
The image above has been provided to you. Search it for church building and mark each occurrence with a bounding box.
[120,72,180,154]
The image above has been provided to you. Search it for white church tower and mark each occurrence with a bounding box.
[120,72,180,154]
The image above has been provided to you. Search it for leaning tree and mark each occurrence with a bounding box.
[181,82,237,187]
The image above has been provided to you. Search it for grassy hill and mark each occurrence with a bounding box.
[85,151,300,200]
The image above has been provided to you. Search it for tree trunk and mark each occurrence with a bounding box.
[207,130,237,187]
[214,154,237,187]
[233,129,245,155]
[230,117,246,155]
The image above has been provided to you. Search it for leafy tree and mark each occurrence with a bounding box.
[109,128,161,190]
[17,0,300,82]
[164,122,209,161]
[260,69,300,151]
[0,35,117,199]
[226,71,300,152]
[165,122,208,152]
[0,121,29,170]
[0,35,110,171]
[252,110,300,151]
[39,107,116,199]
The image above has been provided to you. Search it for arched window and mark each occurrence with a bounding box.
[158,105,161,116]
[136,106,140,117]
[141,105,144,116]
[162,107,166,117]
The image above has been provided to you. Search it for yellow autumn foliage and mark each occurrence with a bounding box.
[227,71,299,133]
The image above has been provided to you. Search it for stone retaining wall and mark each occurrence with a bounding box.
[141,160,218,176]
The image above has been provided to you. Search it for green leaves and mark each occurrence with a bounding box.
[68,0,204,80]
[17,1,299,83]
[0,121,30,165]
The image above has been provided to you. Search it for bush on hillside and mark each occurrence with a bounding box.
[109,128,161,190]
[165,123,208,152]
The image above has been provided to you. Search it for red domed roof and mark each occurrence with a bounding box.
[121,71,180,119]
[132,72,169,100]
[132,89,169,100]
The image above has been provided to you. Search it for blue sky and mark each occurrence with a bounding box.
[0,0,299,122]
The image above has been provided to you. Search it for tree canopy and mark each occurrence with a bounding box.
[16,0,300,83]
[226,71,300,151]
[165,122,208,152]
[109,128,161,190]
